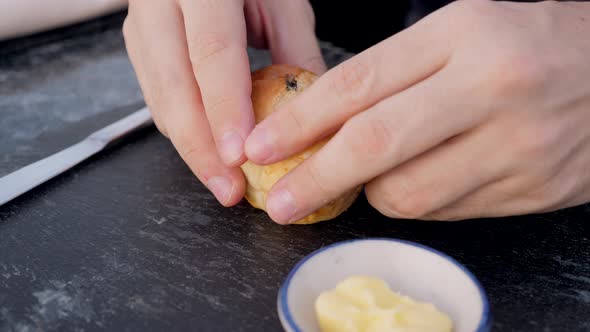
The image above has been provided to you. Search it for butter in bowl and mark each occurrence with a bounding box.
[277,238,491,332]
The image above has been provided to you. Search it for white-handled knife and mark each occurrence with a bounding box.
[0,106,153,207]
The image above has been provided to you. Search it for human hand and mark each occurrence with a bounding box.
[123,0,325,206]
[244,0,590,223]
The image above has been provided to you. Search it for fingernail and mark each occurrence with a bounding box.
[266,188,297,224]
[246,127,273,162]
[207,176,233,205]
[220,131,244,165]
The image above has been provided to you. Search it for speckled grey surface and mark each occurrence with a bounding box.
[1,10,590,332]
[0,12,350,178]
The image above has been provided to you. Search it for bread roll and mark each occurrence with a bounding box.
[241,64,362,225]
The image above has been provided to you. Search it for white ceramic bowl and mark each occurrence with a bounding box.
[277,238,491,332]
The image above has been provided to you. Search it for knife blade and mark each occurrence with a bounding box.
[0,106,153,207]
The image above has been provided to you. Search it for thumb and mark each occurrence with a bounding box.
[262,0,327,75]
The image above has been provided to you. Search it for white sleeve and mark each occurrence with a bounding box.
[0,0,128,41]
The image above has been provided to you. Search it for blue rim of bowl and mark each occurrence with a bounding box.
[278,237,492,332]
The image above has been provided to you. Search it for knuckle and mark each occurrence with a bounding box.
[202,96,248,130]
[283,107,306,138]
[516,174,564,213]
[188,32,232,70]
[365,185,397,218]
[146,74,182,108]
[366,180,431,220]
[303,159,336,201]
[513,121,558,161]
[487,50,549,98]
[328,56,373,107]
[172,132,204,163]
[389,194,432,220]
[179,144,202,162]
[342,116,393,164]
[529,180,556,205]
[204,96,237,116]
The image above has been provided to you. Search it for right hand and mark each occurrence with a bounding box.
[123,0,326,206]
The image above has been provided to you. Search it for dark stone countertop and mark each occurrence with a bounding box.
[1,10,589,332]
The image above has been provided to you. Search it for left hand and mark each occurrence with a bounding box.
[123,0,324,207]
[243,0,590,224]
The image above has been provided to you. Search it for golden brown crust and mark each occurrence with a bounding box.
[241,64,361,225]
[250,65,318,122]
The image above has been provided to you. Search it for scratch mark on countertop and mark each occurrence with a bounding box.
[560,290,590,304]
[126,295,163,314]
[147,215,167,225]
[562,273,590,284]
[553,256,583,268]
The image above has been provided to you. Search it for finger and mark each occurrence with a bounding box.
[127,0,245,206]
[263,65,487,224]
[421,177,523,221]
[422,170,574,221]
[244,0,267,49]
[416,120,590,221]
[262,0,326,74]
[123,12,168,136]
[245,10,453,164]
[180,0,254,166]
[364,123,506,220]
